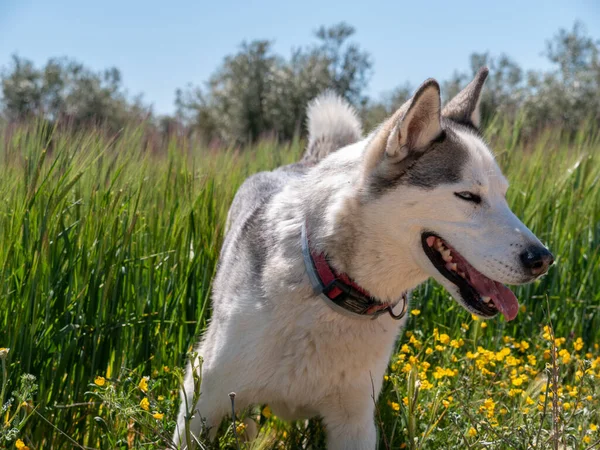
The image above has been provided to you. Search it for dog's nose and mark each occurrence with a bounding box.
[519,246,554,277]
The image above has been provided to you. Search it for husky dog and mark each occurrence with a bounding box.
[174,68,553,449]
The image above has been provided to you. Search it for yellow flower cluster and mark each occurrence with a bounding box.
[384,318,600,433]
[15,439,30,450]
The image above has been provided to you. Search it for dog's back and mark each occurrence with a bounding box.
[224,92,362,235]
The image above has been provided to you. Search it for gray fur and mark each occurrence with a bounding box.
[442,67,489,128]
[366,120,471,197]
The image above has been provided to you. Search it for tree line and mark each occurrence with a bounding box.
[1,21,598,144]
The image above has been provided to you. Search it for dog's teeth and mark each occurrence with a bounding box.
[442,249,452,261]
[482,296,491,304]
[445,262,458,272]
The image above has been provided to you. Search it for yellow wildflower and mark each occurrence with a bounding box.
[158,395,165,401]
[496,347,511,361]
[573,338,583,351]
[518,341,530,352]
[0,348,9,360]
[438,334,450,345]
[390,401,400,412]
[461,323,469,331]
[479,398,496,419]
[467,427,477,437]
[508,388,523,397]
[586,395,593,401]
[450,338,464,348]
[94,376,106,387]
[472,314,480,321]
[409,335,422,349]
[236,423,247,434]
[435,345,445,352]
[583,436,591,444]
[558,349,571,364]
[433,367,457,379]
[442,396,453,408]
[590,423,598,431]
[511,374,527,387]
[15,440,28,450]
[568,387,578,398]
[425,347,433,355]
[505,355,520,366]
[480,322,487,329]
[563,402,571,410]
[138,376,149,393]
[400,344,411,354]
[262,405,272,418]
[402,396,409,406]
[420,379,434,390]
[140,398,150,411]
[410,309,421,316]
[152,412,164,420]
[163,366,170,372]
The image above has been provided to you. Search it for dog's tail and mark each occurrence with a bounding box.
[301,91,362,164]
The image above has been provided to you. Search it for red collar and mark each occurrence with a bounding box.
[301,222,407,320]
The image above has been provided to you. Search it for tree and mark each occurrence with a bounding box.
[0,55,149,131]
[176,22,372,144]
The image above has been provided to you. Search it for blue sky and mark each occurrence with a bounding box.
[1,0,598,115]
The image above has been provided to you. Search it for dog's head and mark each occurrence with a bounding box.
[358,68,553,321]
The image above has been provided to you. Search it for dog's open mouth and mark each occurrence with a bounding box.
[421,232,519,321]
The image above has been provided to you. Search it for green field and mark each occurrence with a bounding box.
[1,119,599,449]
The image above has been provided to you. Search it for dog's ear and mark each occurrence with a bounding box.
[442,67,489,128]
[384,79,442,161]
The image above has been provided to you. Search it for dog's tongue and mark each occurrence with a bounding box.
[468,270,519,321]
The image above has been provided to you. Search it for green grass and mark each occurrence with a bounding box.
[0,118,599,449]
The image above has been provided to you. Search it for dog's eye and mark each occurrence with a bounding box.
[454,191,482,204]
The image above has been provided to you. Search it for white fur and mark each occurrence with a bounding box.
[306,91,362,153]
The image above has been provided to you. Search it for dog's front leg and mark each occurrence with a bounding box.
[321,400,377,450]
